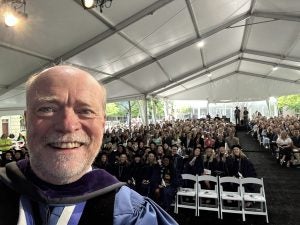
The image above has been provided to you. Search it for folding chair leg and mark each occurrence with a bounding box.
[265,202,269,223]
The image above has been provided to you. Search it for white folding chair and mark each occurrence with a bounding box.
[292,149,300,166]
[257,133,263,150]
[219,176,244,221]
[174,174,198,216]
[241,177,269,223]
[262,136,270,149]
[197,175,220,218]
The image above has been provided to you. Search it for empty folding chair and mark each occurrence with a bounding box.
[262,136,270,149]
[174,174,198,216]
[257,133,263,150]
[219,176,244,221]
[241,177,269,223]
[197,175,220,218]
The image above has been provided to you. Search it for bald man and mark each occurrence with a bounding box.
[0,66,178,225]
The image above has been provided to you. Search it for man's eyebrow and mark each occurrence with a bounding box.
[35,96,60,103]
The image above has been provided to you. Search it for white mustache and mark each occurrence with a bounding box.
[44,134,91,145]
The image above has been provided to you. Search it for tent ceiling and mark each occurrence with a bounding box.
[0,0,300,114]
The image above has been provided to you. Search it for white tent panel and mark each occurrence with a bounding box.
[210,61,238,78]
[1,0,300,114]
[247,19,300,54]
[287,38,300,58]
[159,85,186,98]
[68,33,149,74]
[0,110,24,117]
[240,61,273,75]
[87,71,111,81]
[123,63,169,91]
[183,74,210,89]
[168,72,300,102]
[105,80,141,100]
[0,48,48,85]
[123,0,195,56]
[270,68,300,81]
[209,54,240,70]
[0,0,106,58]
[159,43,204,80]
[192,0,250,34]
[203,24,244,65]
[0,89,26,108]
[256,0,300,15]
[99,0,158,24]
[266,79,300,97]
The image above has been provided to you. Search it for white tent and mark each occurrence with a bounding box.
[0,0,300,114]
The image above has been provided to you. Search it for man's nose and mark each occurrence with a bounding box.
[54,108,81,132]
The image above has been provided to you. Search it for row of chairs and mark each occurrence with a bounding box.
[174,174,269,223]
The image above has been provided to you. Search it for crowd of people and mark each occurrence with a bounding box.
[0,116,259,213]
[0,133,28,167]
[92,117,257,212]
[249,114,300,167]
[3,109,300,215]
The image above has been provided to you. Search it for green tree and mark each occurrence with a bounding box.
[153,98,165,118]
[178,106,192,114]
[106,99,165,119]
[106,103,123,117]
[278,94,300,111]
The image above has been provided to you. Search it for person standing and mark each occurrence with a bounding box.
[234,106,241,125]
[0,134,13,152]
[0,65,178,225]
[243,107,249,129]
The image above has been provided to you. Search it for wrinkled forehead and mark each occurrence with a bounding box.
[26,66,105,105]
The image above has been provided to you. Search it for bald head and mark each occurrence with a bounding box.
[26,65,106,112]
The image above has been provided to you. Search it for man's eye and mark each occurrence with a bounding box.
[36,107,56,116]
[77,109,97,118]
[37,107,55,113]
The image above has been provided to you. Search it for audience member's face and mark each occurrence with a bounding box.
[233,147,241,156]
[205,148,213,156]
[293,130,299,136]
[171,147,178,155]
[162,158,170,166]
[101,155,107,163]
[5,152,12,160]
[134,156,141,163]
[157,146,164,154]
[25,66,106,185]
[119,154,127,163]
[148,153,156,162]
[280,131,287,139]
[219,146,226,154]
[194,148,201,156]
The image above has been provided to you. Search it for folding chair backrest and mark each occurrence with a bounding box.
[198,175,218,183]
[182,174,197,181]
[219,176,241,192]
[219,176,240,185]
[181,174,197,188]
[240,177,264,194]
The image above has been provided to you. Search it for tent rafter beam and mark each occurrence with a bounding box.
[185,0,206,67]
[165,71,236,98]
[102,12,250,84]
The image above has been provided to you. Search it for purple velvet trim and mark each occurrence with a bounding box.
[17,159,119,199]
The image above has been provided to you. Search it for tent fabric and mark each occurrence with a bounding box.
[0,0,300,114]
